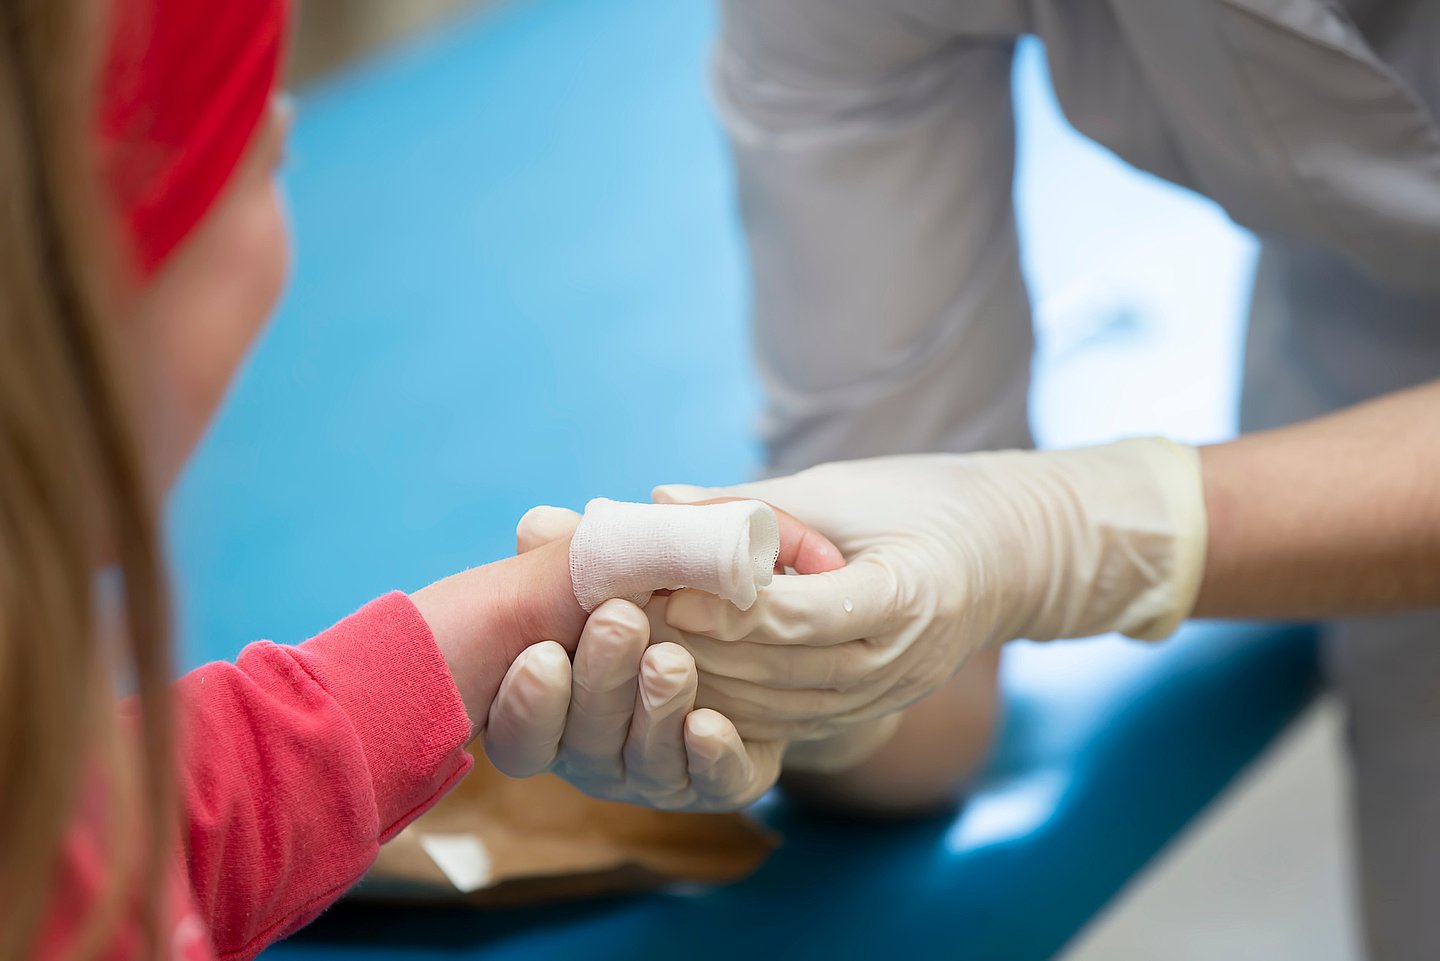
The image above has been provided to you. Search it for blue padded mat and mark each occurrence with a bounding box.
[164,0,1321,957]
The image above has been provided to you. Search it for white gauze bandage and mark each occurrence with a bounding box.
[567,498,781,613]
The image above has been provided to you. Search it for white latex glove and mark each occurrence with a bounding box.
[650,438,1207,741]
[482,507,785,811]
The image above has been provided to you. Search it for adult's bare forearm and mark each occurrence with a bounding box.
[1193,380,1440,619]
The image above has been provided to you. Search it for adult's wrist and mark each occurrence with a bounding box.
[1005,438,1208,643]
[1121,438,1208,640]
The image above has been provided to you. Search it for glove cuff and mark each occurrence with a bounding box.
[1117,438,1208,641]
[1012,437,1209,644]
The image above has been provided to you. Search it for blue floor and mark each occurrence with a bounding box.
[164,1,1318,957]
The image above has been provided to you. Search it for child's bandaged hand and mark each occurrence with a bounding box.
[483,499,866,811]
[492,496,843,663]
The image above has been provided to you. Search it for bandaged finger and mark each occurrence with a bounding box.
[568,498,781,612]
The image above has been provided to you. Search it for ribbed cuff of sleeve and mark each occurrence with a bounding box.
[291,591,474,837]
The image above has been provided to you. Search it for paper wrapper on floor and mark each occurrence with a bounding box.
[357,742,778,906]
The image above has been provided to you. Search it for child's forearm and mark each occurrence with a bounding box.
[411,537,587,735]
[176,594,474,954]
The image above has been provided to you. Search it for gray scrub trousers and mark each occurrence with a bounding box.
[714,0,1440,956]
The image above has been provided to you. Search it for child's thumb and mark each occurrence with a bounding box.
[516,505,582,553]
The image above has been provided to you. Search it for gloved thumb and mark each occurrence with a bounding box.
[666,553,898,649]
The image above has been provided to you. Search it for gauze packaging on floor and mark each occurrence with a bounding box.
[359,748,777,905]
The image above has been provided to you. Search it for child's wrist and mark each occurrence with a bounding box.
[411,539,586,734]
[507,536,589,652]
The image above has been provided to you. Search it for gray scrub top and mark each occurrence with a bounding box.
[716,0,1440,467]
[1032,0,1440,430]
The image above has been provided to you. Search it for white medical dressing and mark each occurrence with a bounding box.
[567,498,781,612]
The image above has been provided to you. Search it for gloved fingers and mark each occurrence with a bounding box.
[621,642,699,794]
[781,715,903,774]
[572,599,652,695]
[646,600,861,736]
[516,505,582,553]
[659,629,890,690]
[556,599,651,781]
[664,554,899,646]
[484,641,572,777]
[692,641,935,735]
[692,675,857,740]
[684,709,784,810]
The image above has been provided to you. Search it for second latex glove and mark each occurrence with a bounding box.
[652,438,1207,741]
[485,601,787,810]
[483,507,785,811]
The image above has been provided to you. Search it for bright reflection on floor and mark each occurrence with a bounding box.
[945,772,1072,851]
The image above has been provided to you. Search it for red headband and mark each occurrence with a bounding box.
[98,0,289,274]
